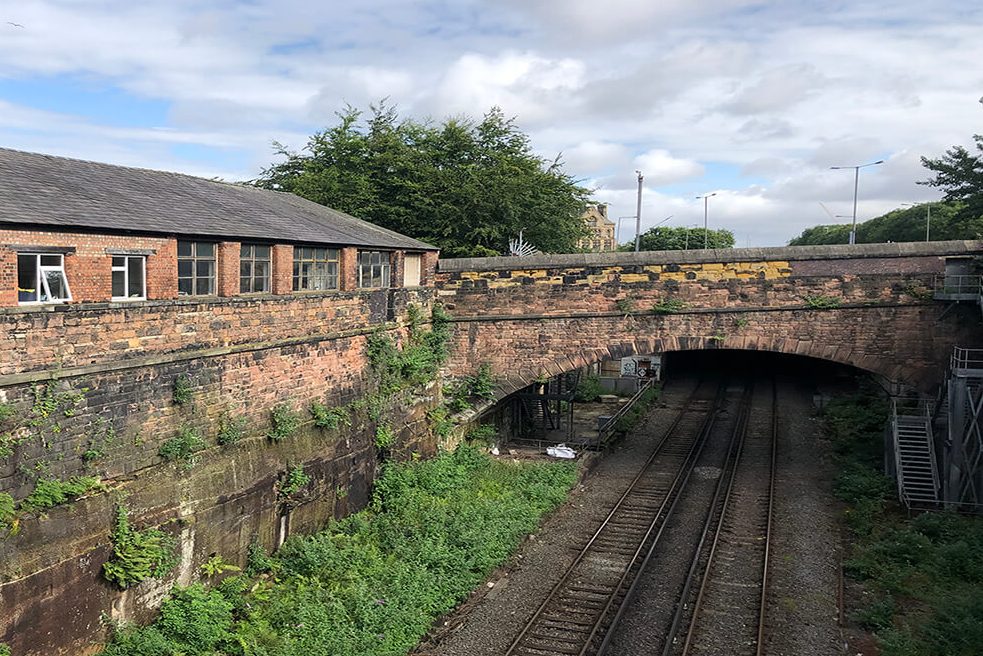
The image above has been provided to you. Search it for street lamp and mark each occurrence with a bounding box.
[634,170,643,252]
[695,193,717,249]
[684,224,699,250]
[830,160,884,245]
[901,203,932,242]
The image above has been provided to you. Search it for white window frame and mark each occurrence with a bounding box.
[111,255,147,301]
[17,253,72,305]
[357,250,392,289]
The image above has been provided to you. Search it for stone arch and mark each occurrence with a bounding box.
[490,335,913,401]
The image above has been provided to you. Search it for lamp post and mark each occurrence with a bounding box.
[901,203,933,242]
[695,192,717,249]
[684,224,699,250]
[830,160,884,245]
[634,170,643,252]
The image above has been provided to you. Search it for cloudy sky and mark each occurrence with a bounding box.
[1,1,982,247]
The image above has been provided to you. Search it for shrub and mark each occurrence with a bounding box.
[267,403,301,442]
[102,504,177,589]
[155,585,234,653]
[428,406,455,439]
[615,297,635,315]
[468,364,496,400]
[375,424,396,450]
[467,424,498,446]
[200,555,241,579]
[276,465,312,500]
[22,476,104,513]
[158,426,205,467]
[0,492,17,537]
[245,540,275,576]
[574,374,603,402]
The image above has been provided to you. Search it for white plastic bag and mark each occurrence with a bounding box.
[546,444,576,459]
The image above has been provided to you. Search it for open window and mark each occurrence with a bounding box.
[17,253,71,304]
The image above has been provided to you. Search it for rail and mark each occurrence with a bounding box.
[890,398,911,507]
[951,347,983,374]
[934,274,983,297]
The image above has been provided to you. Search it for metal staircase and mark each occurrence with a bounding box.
[943,348,983,508]
[891,398,941,507]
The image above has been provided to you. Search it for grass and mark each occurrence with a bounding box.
[100,446,578,656]
[824,392,983,655]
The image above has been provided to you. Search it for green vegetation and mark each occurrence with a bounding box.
[651,298,687,314]
[22,476,104,513]
[803,294,841,309]
[466,424,498,446]
[100,446,578,656]
[158,426,205,467]
[734,316,749,329]
[200,555,241,579]
[0,643,9,656]
[374,423,396,451]
[613,386,661,435]
[920,133,983,229]
[617,225,735,251]
[366,305,451,399]
[217,414,248,446]
[172,374,194,406]
[276,466,312,500]
[615,297,636,316]
[254,104,591,257]
[824,393,983,655]
[427,406,455,440]
[267,403,301,442]
[0,492,17,537]
[574,374,603,402]
[309,401,351,430]
[103,504,177,589]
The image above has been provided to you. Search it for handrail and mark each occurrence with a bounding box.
[890,398,909,508]
[951,347,983,372]
[597,380,654,444]
[934,274,983,295]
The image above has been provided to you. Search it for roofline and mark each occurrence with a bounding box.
[438,240,983,272]
[0,221,438,252]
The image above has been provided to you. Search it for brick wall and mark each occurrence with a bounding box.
[0,283,442,655]
[435,251,983,393]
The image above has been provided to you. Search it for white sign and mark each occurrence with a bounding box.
[620,355,661,379]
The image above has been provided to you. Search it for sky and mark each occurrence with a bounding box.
[1,1,982,247]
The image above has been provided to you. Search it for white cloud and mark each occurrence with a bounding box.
[633,150,704,186]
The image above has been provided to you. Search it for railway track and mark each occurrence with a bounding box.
[504,379,731,656]
[664,379,778,656]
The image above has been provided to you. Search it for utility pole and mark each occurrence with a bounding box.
[695,192,717,249]
[634,170,643,252]
[830,160,883,245]
[926,204,932,242]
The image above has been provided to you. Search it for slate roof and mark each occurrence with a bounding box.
[0,147,436,251]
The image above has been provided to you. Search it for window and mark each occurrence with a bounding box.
[293,247,338,291]
[358,251,391,288]
[17,253,71,304]
[112,256,146,300]
[240,244,271,293]
[177,241,216,296]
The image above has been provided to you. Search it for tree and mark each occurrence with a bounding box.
[788,202,970,245]
[254,104,591,257]
[920,134,983,226]
[619,226,735,251]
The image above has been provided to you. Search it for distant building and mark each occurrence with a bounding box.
[578,204,616,252]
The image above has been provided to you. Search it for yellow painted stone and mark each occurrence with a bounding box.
[619,274,650,283]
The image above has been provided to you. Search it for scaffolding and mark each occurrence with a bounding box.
[944,348,983,508]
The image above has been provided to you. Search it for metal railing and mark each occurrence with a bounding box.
[597,380,654,444]
[934,274,983,296]
[891,397,940,508]
[951,347,983,373]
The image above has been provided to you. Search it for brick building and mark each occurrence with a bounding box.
[0,147,438,308]
[577,203,616,252]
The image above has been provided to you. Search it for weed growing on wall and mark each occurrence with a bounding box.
[825,393,983,655]
[99,446,578,656]
[651,298,687,314]
[172,374,194,405]
[803,294,841,309]
[309,401,351,430]
[366,304,452,398]
[615,297,636,316]
[0,492,17,537]
[216,414,247,446]
[374,423,396,450]
[22,476,104,513]
[276,465,312,501]
[157,426,205,468]
[0,642,9,656]
[199,555,240,579]
[102,504,177,589]
[267,403,301,442]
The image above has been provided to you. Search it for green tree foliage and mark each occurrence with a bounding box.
[254,103,591,257]
[789,202,970,245]
[618,226,735,251]
[920,134,983,226]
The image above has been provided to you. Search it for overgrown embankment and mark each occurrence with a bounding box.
[825,393,983,656]
[100,446,578,656]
